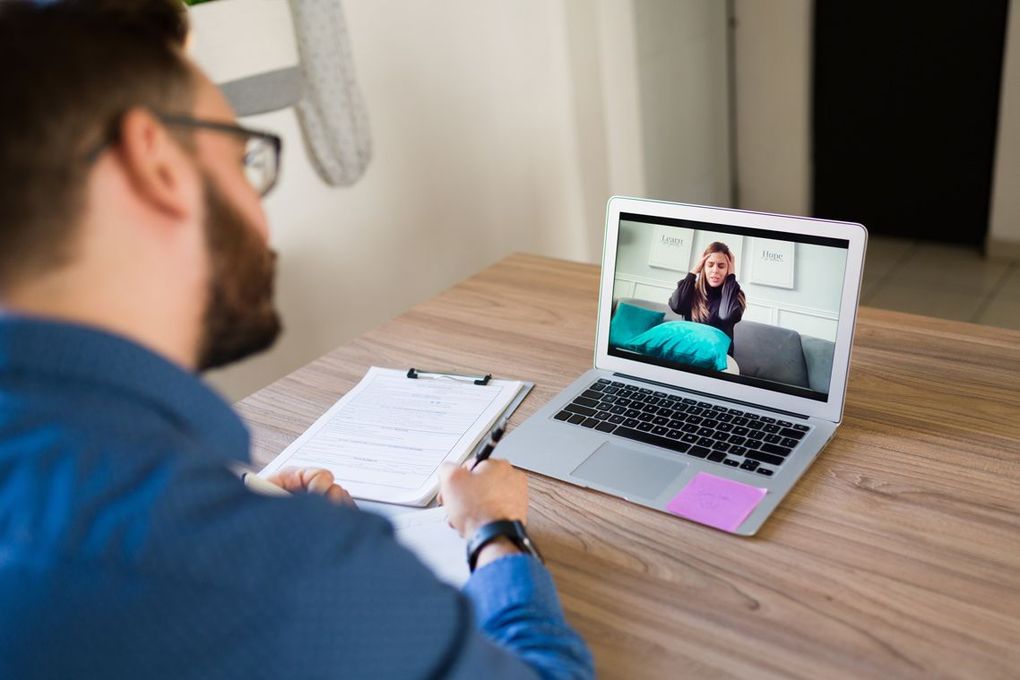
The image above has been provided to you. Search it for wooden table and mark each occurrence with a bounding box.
[236,253,1020,679]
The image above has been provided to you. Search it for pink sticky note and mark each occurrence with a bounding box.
[666,472,767,532]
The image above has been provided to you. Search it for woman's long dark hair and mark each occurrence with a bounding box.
[692,242,746,323]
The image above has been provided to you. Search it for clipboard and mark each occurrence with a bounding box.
[259,366,534,507]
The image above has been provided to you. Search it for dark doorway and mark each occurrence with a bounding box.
[812,2,1009,246]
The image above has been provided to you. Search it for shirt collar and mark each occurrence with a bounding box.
[0,314,250,463]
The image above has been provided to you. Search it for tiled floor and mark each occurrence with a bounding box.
[862,236,1020,330]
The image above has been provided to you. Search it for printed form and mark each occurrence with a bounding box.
[260,367,526,505]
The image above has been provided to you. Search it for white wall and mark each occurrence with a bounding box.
[613,220,845,341]
[732,0,812,217]
[990,0,1020,251]
[633,0,732,206]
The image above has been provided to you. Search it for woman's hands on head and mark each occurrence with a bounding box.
[692,251,710,275]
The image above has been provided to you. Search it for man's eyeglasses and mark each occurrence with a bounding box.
[159,115,283,197]
[87,113,283,197]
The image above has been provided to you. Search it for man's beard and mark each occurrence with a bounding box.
[196,178,282,371]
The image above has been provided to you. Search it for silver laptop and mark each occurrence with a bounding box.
[499,197,867,535]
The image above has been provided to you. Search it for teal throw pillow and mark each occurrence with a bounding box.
[622,320,731,372]
[609,302,665,348]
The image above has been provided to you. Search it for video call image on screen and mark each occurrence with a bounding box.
[609,215,850,401]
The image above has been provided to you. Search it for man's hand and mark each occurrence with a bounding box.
[266,467,356,507]
[439,459,528,538]
[439,459,530,569]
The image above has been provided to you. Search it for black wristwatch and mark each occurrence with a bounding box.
[466,520,543,572]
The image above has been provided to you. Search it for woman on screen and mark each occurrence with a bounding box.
[668,242,747,357]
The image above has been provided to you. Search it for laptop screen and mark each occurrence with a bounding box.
[608,212,850,402]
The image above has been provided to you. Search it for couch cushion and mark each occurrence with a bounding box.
[733,321,809,388]
[609,302,665,347]
[800,335,835,394]
[623,321,732,372]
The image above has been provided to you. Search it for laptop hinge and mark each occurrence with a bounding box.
[612,371,811,421]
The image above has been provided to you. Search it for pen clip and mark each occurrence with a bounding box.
[407,367,492,385]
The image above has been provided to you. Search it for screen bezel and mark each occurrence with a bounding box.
[595,196,867,423]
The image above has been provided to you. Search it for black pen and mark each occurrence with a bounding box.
[470,419,508,470]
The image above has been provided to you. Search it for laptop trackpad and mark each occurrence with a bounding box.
[571,442,686,501]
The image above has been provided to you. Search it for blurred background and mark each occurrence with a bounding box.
[187,0,1020,401]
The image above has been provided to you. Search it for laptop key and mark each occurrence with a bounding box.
[581,389,603,400]
[610,406,627,415]
[625,409,641,418]
[666,429,682,440]
[653,416,670,426]
[682,398,697,405]
[740,460,759,471]
[698,437,715,447]
[565,403,596,417]
[745,450,784,466]
[733,426,750,436]
[642,403,658,413]
[590,383,606,392]
[687,415,704,425]
[747,430,766,440]
[667,419,684,429]
[681,423,699,433]
[760,443,793,457]
[613,427,691,455]
[759,416,776,424]
[711,430,729,442]
[688,446,710,459]
[763,424,781,434]
[681,434,699,443]
[778,420,793,427]
[604,387,620,395]
[574,396,599,408]
[793,423,810,432]
[702,419,719,429]
[729,436,746,447]
[596,378,610,384]
[638,413,655,422]
[697,427,714,437]
[596,403,612,412]
[658,408,674,418]
[623,418,640,428]
[687,407,704,416]
[729,445,747,456]
[637,422,654,432]
[611,381,625,387]
[779,427,806,440]
[717,423,734,432]
[744,439,761,450]
[595,422,617,434]
[713,442,731,454]
[732,417,749,426]
[716,413,733,423]
[609,415,625,424]
[728,408,745,416]
[554,410,571,421]
[707,451,727,462]
[781,437,800,448]
[600,395,618,404]
[764,433,782,444]
[568,414,586,425]
[615,397,631,407]
[756,468,774,477]
[594,412,611,421]
[723,459,740,467]
[581,418,600,428]
[652,426,669,436]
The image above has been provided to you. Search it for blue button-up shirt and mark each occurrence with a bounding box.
[0,317,594,679]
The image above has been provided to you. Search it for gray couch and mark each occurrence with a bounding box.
[615,298,834,393]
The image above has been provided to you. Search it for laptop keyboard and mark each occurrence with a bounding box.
[553,378,812,478]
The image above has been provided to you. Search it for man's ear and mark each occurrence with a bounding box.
[115,108,199,221]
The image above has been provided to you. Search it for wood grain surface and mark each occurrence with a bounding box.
[235,253,1020,679]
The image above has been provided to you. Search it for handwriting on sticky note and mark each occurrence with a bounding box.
[666,472,767,532]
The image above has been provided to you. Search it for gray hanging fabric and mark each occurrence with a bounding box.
[190,0,371,187]
[287,0,372,186]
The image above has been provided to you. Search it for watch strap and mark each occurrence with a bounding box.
[466,520,542,572]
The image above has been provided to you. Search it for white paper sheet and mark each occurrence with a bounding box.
[259,367,525,505]
[390,507,469,588]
